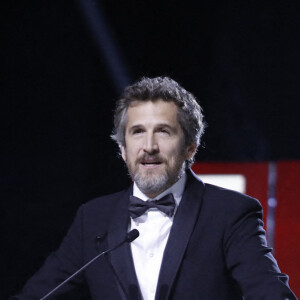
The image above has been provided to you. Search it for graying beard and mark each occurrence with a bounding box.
[134,173,169,196]
[133,165,185,197]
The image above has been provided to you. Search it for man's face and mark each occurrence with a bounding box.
[121,100,196,198]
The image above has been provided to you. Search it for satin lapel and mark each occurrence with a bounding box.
[155,170,206,300]
[107,186,143,300]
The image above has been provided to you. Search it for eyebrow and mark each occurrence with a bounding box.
[128,123,177,132]
[128,125,143,132]
[155,123,175,130]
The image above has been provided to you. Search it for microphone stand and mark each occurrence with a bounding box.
[40,229,139,300]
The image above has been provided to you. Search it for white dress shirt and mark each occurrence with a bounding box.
[129,173,187,300]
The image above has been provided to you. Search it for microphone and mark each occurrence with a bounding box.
[40,229,139,300]
[126,228,139,242]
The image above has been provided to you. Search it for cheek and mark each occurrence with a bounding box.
[160,144,181,159]
[124,145,141,162]
[166,143,187,162]
[130,141,144,155]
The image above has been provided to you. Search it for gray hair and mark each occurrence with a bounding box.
[111,76,205,168]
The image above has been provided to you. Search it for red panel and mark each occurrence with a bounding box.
[192,162,269,223]
[275,161,300,295]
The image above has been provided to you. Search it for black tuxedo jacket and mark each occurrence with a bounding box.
[12,170,297,300]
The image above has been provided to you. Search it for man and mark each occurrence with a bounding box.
[12,77,296,299]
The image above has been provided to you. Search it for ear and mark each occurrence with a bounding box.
[186,143,197,160]
[121,145,126,162]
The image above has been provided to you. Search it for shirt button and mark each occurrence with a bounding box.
[149,253,154,258]
[150,288,155,293]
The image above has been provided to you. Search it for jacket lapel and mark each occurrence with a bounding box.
[106,186,143,300]
[155,169,206,300]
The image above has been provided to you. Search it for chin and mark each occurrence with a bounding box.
[135,172,169,192]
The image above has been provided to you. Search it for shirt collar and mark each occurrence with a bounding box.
[133,172,187,207]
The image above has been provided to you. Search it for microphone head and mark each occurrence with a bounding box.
[126,229,139,243]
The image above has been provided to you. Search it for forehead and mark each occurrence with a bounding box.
[126,100,179,126]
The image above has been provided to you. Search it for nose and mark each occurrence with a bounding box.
[143,133,159,154]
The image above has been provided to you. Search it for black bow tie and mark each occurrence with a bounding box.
[129,194,176,219]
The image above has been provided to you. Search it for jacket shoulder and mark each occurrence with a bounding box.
[203,182,262,211]
[74,187,131,227]
[84,188,130,209]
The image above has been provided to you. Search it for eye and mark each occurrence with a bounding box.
[132,128,144,135]
[159,128,170,135]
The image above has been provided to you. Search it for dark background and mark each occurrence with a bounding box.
[2,0,299,298]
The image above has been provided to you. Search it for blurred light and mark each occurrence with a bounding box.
[197,174,246,193]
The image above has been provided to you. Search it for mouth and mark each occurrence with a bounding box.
[140,159,163,168]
